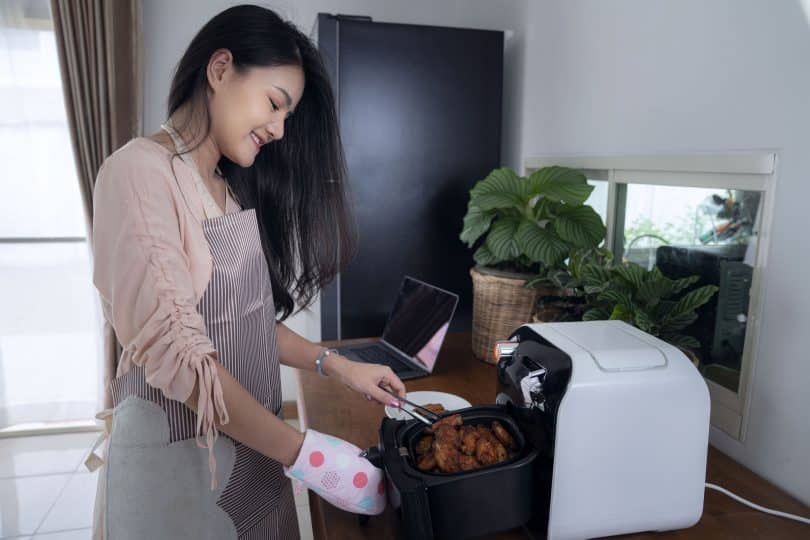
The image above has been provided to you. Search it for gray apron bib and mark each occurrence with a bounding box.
[101,123,300,539]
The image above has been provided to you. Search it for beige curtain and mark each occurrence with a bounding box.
[50,0,143,407]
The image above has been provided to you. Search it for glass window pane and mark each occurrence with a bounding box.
[0,242,103,426]
[0,5,101,430]
[622,184,761,393]
[0,22,86,238]
[586,179,608,228]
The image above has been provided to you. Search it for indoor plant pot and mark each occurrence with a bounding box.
[460,166,606,361]
[470,266,539,363]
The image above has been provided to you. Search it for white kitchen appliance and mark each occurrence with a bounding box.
[496,320,711,539]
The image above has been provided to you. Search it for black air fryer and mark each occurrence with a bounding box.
[365,406,537,539]
[362,325,573,539]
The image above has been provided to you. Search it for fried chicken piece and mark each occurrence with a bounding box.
[416,452,437,472]
[476,426,501,451]
[493,440,508,462]
[413,416,517,474]
[427,413,462,433]
[433,439,461,473]
[434,424,460,447]
[423,403,446,414]
[491,420,516,449]
[459,425,480,456]
[475,437,498,466]
[458,454,481,471]
[415,435,434,456]
[475,436,508,465]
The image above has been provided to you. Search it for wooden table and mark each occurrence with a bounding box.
[295,333,809,539]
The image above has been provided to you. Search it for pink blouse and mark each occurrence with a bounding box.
[92,137,241,474]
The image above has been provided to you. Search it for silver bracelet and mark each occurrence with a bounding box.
[314,348,338,377]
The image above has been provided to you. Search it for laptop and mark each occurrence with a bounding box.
[337,276,459,380]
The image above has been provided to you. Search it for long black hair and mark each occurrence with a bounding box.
[165,4,356,320]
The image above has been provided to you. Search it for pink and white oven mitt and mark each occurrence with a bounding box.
[283,429,387,515]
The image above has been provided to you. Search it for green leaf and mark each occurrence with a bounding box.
[671,275,700,295]
[473,244,498,266]
[569,247,612,278]
[665,334,701,349]
[515,219,570,265]
[598,288,634,308]
[634,310,657,334]
[664,311,699,332]
[583,308,610,321]
[612,262,647,290]
[636,279,673,307]
[553,205,606,248]
[460,204,495,247]
[524,275,549,288]
[470,168,529,211]
[581,264,612,289]
[551,270,578,289]
[670,285,720,317]
[532,196,556,221]
[609,303,633,322]
[528,166,593,205]
[485,216,522,260]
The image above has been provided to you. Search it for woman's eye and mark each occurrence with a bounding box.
[269,99,279,112]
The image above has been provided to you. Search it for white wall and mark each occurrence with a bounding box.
[142,0,529,402]
[521,0,810,505]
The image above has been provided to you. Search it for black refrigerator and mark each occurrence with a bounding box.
[318,14,503,340]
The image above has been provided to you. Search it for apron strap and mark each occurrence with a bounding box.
[84,408,114,472]
[160,121,225,221]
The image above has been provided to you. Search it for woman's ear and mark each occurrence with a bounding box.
[207,48,233,92]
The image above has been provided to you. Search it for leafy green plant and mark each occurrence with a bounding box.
[460,167,606,273]
[580,261,719,350]
[525,246,614,290]
[523,247,614,322]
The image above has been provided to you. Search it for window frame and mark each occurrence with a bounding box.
[524,152,777,441]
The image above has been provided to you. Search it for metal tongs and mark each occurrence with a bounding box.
[380,385,442,427]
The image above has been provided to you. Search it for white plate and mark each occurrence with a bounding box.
[384,391,472,420]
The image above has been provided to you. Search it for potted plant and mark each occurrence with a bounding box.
[578,260,719,364]
[460,166,606,361]
[525,246,614,322]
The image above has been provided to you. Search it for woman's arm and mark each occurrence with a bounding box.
[275,322,329,372]
[184,358,304,466]
[276,322,407,404]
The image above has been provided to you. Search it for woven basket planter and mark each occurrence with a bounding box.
[470,266,539,363]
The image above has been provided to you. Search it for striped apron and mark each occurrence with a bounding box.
[101,123,299,539]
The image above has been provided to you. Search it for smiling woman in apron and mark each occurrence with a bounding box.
[90,5,406,539]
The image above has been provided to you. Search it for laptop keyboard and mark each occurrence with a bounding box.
[352,345,414,373]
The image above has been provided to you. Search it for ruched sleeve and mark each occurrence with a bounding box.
[92,150,229,489]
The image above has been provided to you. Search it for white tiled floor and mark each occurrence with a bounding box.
[0,421,313,540]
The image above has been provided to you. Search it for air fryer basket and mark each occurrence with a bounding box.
[399,405,530,477]
[382,404,538,539]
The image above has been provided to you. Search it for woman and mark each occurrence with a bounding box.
[91,5,405,538]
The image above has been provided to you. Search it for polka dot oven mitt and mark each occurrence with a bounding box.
[284,429,386,515]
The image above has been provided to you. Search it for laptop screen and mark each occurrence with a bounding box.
[381,276,459,372]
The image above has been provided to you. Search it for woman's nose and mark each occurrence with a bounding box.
[265,119,284,142]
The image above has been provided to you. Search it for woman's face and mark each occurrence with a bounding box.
[207,49,305,167]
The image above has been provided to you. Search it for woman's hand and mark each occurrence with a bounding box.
[324,354,407,406]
